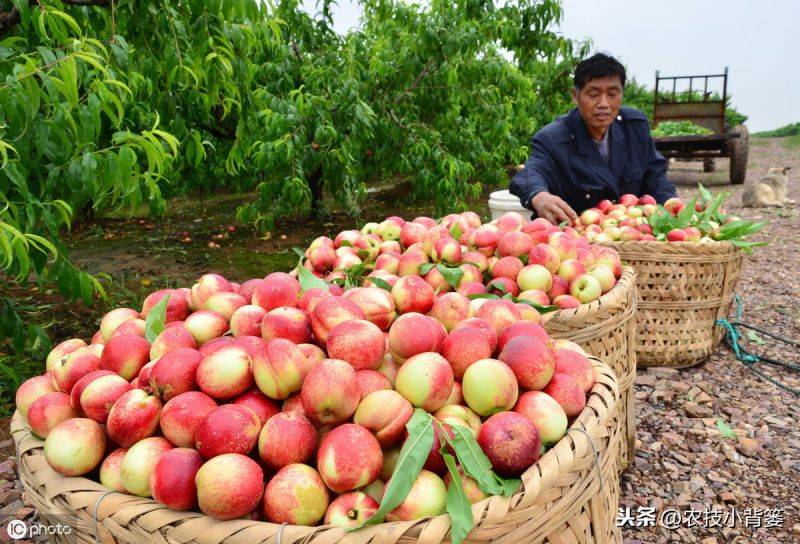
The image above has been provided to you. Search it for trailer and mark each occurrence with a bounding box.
[652,68,748,184]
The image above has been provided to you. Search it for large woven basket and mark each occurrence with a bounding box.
[541,266,637,472]
[603,240,743,368]
[11,358,621,544]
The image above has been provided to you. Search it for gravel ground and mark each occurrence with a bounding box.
[1,138,798,544]
[621,138,800,544]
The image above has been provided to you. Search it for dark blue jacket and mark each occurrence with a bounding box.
[509,106,677,216]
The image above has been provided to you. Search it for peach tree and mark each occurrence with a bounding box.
[0,0,581,373]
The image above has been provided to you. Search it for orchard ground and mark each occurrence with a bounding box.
[0,137,798,543]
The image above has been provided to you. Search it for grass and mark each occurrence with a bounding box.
[784,134,800,149]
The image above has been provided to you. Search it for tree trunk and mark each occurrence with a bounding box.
[308,167,324,219]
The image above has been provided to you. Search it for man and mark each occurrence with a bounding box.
[510,53,677,224]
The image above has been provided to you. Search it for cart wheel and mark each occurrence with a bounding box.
[729,125,748,185]
[703,158,715,172]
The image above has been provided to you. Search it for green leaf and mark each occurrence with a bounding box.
[514,298,560,315]
[292,247,306,261]
[716,418,737,440]
[449,224,462,242]
[419,262,436,275]
[144,293,171,344]
[297,266,329,293]
[361,409,435,526]
[442,451,473,544]
[746,329,767,346]
[697,183,713,204]
[437,264,464,290]
[487,280,507,295]
[448,424,519,496]
[368,276,393,292]
[466,293,501,301]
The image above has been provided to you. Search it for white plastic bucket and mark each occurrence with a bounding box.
[488,190,529,221]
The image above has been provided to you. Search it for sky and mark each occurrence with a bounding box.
[299,0,799,132]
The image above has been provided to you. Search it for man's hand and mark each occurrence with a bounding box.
[531,192,578,225]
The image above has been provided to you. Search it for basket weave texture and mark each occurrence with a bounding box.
[542,266,637,471]
[12,358,621,544]
[603,240,743,368]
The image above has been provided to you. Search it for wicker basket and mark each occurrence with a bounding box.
[603,240,743,368]
[11,358,621,544]
[541,266,637,472]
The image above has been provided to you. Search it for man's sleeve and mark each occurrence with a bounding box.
[640,130,678,204]
[510,135,559,210]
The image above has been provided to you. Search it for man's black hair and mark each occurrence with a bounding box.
[573,53,626,90]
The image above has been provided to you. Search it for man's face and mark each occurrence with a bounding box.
[572,76,623,138]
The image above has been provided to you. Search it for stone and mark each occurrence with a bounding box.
[718,491,737,504]
[670,380,691,393]
[0,490,22,504]
[0,461,15,481]
[673,481,691,493]
[0,500,23,515]
[651,368,678,379]
[661,432,683,446]
[689,476,706,491]
[762,416,788,428]
[14,507,34,519]
[695,391,713,404]
[676,493,693,507]
[735,437,762,457]
[683,402,713,418]
[635,374,656,387]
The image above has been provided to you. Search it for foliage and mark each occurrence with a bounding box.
[0,0,585,365]
[754,122,800,138]
[647,184,767,252]
[622,77,653,121]
[651,121,712,137]
[0,0,185,359]
[360,408,519,544]
[754,122,800,148]
[237,0,587,229]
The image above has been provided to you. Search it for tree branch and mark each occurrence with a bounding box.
[200,123,236,140]
[0,8,21,38]
[291,40,303,62]
[394,60,439,104]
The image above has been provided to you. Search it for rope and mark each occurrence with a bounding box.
[93,491,121,544]
[14,431,31,482]
[276,521,288,544]
[566,427,603,497]
[716,296,800,396]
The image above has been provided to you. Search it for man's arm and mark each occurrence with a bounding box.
[510,136,577,224]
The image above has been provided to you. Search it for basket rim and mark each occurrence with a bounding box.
[11,358,620,543]
[543,265,636,325]
[599,239,743,257]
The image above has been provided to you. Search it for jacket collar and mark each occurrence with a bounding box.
[566,108,627,188]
